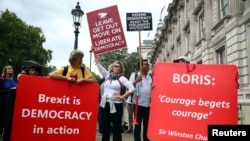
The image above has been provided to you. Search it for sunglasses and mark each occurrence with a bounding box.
[113,65,121,68]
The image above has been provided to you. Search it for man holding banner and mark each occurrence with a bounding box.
[11,50,100,141]
[132,59,152,141]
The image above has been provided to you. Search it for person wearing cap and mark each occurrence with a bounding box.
[29,63,43,76]
[173,56,190,63]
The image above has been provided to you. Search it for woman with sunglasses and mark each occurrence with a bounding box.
[94,54,135,141]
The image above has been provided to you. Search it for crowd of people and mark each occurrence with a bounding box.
[95,55,189,141]
[0,50,96,141]
[0,60,46,140]
[0,48,190,141]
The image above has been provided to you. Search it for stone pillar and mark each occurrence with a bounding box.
[243,0,250,16]
[230,0,244,16]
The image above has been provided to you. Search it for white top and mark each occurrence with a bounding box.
[126,72,136,104]
[131,73,152,107]
[96,63,135,103]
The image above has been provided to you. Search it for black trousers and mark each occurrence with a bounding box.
[0,90,9,137]
[0,96,6,135]
[101,102,123,141]
[1,89,16,141]
[133,105,150,141]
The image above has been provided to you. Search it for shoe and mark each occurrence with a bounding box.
[125,129,133,133]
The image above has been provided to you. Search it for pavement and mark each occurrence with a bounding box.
[0,131,133,141]
[96,131,134,141]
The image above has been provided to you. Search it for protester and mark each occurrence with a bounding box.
[124,70,137,134]
[49,50,96,83]
[17,69,28,79]
[0,65,17,89]
[0,65,17,137]
[132,59,152,141]
[98,77,105,135]
[173,56,189,63]
[29,63,43,76]
[17,60,39,79]
[94,54,135,141]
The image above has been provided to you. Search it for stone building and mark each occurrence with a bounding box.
[137,40,154,60]
[149,0,250,124]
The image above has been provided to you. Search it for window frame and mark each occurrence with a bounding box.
[199,12,205,39]
[220,0,229,19]
[216,47,226,64]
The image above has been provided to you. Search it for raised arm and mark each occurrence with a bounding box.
[94,54,109,79]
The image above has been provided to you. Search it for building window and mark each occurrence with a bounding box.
[185,30,190,54]
[216,47,226,64]
[196,0,202,6]
[199,12,205,39]
[220,0,229,18]
[186,0,190,19]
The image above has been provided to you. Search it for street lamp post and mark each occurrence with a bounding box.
[89,49,93,71]
[71,2,84,50]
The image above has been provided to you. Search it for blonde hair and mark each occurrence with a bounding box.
[2,65,14,77]
[108,61,124,74]
[68,50,84,64]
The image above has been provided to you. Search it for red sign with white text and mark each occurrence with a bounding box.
[11,76,99,141]
[148,63,238,141]
[87,5,127,55]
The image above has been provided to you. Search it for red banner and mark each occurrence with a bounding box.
[87,5,127,55]
[148,63,238,141]
[11,76,99,141]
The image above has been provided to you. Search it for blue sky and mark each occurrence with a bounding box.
[0,0,171,75]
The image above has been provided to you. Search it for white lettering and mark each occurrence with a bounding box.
[21,108,92,120]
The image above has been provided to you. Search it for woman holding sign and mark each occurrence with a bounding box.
[49,50,96,83]
[0,65,17,138]
[94,54,135,141]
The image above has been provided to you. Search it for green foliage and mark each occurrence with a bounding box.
[99,48,139,78]
[0,9,52,76]
[81,64,101,81]
[91,72,101,81]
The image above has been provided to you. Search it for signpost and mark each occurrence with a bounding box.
[126,12,152,31]
[87,5,127,55]
[125,12,152,73]
[126,12,153,135]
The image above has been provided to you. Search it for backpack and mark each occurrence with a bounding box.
[116,76,127,95]
[62,66,85,78]
[98,78,105,103]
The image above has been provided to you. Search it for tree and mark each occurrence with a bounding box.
[98,48,140,78]
[0,9,52,76]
